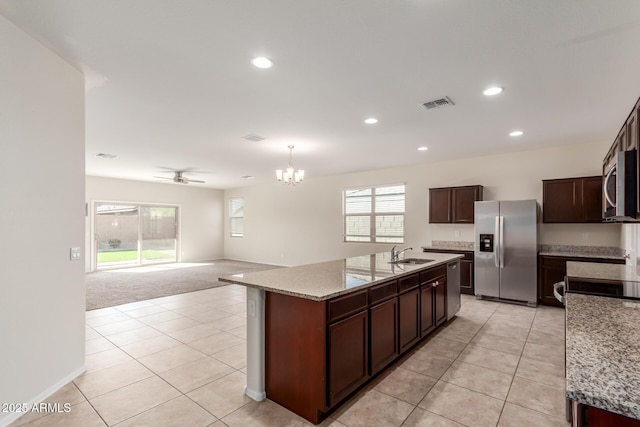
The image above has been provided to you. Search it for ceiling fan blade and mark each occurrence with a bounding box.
[154,176,173,180]
[187,179,205,183]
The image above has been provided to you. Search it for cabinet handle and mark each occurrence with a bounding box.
[432,281,439,288]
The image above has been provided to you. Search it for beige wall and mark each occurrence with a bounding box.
[224,140,620,267]
[86,176,225,271]
[0,14,86,426]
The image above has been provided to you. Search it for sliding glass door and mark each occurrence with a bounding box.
[95,203,178,269]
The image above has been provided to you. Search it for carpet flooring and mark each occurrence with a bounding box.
[85,259,279,310]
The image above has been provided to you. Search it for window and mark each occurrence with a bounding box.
[229,198,244,237]
[344,184,405,243]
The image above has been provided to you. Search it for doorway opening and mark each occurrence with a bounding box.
[94,203,179,269]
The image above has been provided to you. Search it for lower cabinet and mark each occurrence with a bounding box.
[328,311,369,406]
[398,288,421,352]
[573,401,640,427]
[423,248,473,295]
[264,265,450,424]
[538,255,626,306]
[369,298,398,375]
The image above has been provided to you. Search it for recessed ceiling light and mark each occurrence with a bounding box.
[509,130,524,137]
[96,153,118,159]
[418,146,429,151]
[252,57,273,69]
[483,87,503,96]
[364,118,378,124]
[242,175,255,180]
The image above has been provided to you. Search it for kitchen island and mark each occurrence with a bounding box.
[219,251,462,424]
[565,261,640,426]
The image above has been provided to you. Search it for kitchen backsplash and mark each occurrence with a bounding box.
[539,244,624,258]
[429,240,474,250]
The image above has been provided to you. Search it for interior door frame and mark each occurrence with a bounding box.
[91,200,181,271]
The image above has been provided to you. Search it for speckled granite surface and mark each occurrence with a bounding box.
[219,251,462,301]
[566,293,640,419]
[567,261,640,282]
[422,240,474,251]
[539,245,625,260]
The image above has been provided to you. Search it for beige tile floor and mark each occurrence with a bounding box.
[10,289,569,427]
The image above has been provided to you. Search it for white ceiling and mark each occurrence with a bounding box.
[2,1,640,189]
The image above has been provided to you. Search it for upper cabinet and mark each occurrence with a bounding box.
[429,185,483,223]
[542,176,602,223]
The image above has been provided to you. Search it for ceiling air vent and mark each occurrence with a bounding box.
[96,153,118,159]
[421,96,455,110]
[242,134,266,142]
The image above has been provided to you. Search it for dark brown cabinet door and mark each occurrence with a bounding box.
[434,277,447,326]
[581,176,603,222]
[543,179,580,223]
[452,186,482,223]
[538,256,566,307]
[420,286,435,336]
[328,311,369,406]
[369,298,398,375]
[460,259,473,295]
[398,289,420,353]
[429,188,452,223]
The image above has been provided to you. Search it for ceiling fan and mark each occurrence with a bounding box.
[154,170,205,184]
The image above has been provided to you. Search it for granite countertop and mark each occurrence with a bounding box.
[567,261,640,282]
[539,245,625,260]
[219,251,462,301]
[565,293,640,419]
[422,240,474,251]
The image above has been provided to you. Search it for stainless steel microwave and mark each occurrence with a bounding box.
[603,149,637,220]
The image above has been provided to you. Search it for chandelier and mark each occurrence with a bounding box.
[276,145,305,185]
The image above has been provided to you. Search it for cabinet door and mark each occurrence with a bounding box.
[434,277,447,326]
[369,298,398,375]
[452,186,482,223]
[542,179,580,223]
[581,176,603,222]
[429,188,452,223]
[460,259,473,295]
[539,256,566,307]
[328,311,369,406]
[420,285,435,337]
[398,289,420,353]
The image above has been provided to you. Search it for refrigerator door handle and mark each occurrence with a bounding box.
[494,216,500,268]
[499,216,505,268]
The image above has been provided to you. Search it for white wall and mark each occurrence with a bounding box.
[85,176,224,271]
[0,14,85,427]
[224,140,621,266]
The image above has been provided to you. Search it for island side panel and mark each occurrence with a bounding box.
[265,291,328,424]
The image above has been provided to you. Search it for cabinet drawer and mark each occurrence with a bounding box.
[420,266,446,284]
[398,273,420,293]
[369,280,397,305]
[327,290,368,323]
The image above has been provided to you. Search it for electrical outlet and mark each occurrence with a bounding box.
[582,233,589,240]
[248,300,256,317]
[70,247,81,261]
[454,230,461,238]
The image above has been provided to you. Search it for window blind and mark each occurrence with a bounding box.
[229,198,244,237]
[344,184,405,243]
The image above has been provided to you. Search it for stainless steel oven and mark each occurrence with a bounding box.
[603,150,637,220]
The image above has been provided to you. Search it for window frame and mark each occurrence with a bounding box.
[343,183,405,244]
[229,197,244,238]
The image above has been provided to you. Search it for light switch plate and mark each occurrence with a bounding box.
[70,247,81,261]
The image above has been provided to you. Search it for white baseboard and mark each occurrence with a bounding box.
[244,385,266,402]
[0,365,87,427]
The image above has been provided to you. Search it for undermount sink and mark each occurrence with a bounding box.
[390,258,434,265]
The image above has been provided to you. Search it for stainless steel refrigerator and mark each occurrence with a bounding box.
[474,199,538,306]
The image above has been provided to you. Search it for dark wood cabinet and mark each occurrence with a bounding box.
[398,288,420,352]
[429,188,452,223]
[369,297,398,375]
[423,249,474,295]
[434,276,447,326]
[573,401,640,427]
[429,185,483,224]
[542,176,603,223]
[538,255,626,307]
[419,285,435,336]
[264,263,450,424]
[328,311,369,406]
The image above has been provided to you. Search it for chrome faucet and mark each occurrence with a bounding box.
[391,246,413,261]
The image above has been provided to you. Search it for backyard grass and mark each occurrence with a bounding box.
[97,249,173,263]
